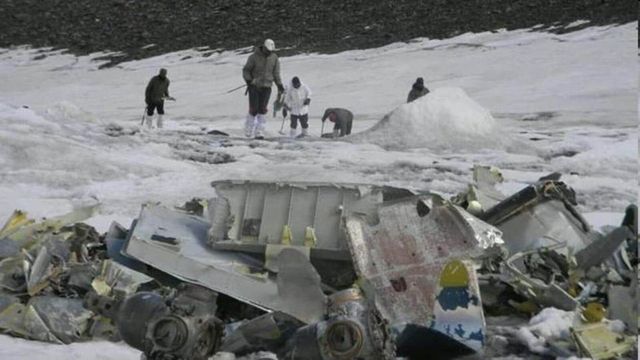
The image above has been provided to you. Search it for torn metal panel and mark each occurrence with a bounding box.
[451,165,506,214]
[0,238,20,259]
[0,256,26,292]
[0,210,34,239]
[432,260,485,352]
[275,248,326,324]
[607,283,636,330]
[209,181,382,249]
[91,259,154,297]
[1,205,99,251]
[264,244,310,273]
[0,296,93,344]
[481,181,592,254]
[0,292,19,314]
[0,302,62,343]
[575,226,633,272]
[28,296,93,344]
[344,197,492,334]
[501,244,579,310]
[26,246,54,296]
[122,204,324,324]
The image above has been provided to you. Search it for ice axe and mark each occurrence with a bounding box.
[221,84,246,95]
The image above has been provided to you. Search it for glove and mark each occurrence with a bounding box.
[245,79,252,86]
[277,84,285,94]
[303,98,311,106]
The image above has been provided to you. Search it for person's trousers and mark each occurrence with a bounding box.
[290,114,309,129]
[146,100,165,116]
[248,86,271,115]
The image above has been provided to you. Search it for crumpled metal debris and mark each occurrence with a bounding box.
[0,175,636,360]
[571,322,636,359]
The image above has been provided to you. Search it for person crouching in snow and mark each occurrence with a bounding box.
[283,76,312,138]
[144,68,173,128]
[407,77,429,103]
[242,39,285,139]
[321,108,353,138]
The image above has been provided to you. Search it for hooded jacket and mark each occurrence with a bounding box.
[407,82,429,103]
[145,75,170,103]
[243,46,283,89]
[284,80,312,116]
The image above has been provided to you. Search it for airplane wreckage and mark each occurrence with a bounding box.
[0,166,636,359]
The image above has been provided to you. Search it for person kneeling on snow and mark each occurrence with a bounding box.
[144,68,174,128]
[283,76,312,138]
[321,108,353,138]
[407,77,429,103]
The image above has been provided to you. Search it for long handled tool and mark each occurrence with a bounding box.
[320,120,325,137]
[220,84,246,95]
[278,115,287,135]
[140,106,147,126]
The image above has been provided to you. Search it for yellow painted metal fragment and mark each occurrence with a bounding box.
[439,259,469,288]
[0,210,34,238]
[280,225,292,245]
[303,226,317,248]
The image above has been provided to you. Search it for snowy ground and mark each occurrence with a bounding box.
[0,23,636,358]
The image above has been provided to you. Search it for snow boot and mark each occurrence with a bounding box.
[296,128,308,138]
[289,128,297,138]
[244,114,256,137]
[144,114,153,129]
[157,114,164,129]
[255,114,267,139]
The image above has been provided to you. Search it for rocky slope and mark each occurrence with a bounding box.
[0,0,634,66]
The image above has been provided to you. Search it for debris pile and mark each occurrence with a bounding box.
[0,170,636,359]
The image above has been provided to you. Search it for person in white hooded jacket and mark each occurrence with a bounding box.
[283,76,312,137]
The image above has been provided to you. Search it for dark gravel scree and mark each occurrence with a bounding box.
[0,0,634,66]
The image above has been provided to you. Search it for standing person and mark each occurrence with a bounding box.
[242,39,285,139]
[144,68,173,128]
[321,108,353,138]
[284,76,312,138]
[407,77,429,103]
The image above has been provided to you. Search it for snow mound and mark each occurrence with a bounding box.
[352,87,506,151]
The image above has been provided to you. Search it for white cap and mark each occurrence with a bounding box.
[264,39,275,51]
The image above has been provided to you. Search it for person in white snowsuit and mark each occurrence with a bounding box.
[283,76,312,137]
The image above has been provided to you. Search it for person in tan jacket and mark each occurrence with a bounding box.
[242,39,285,139]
